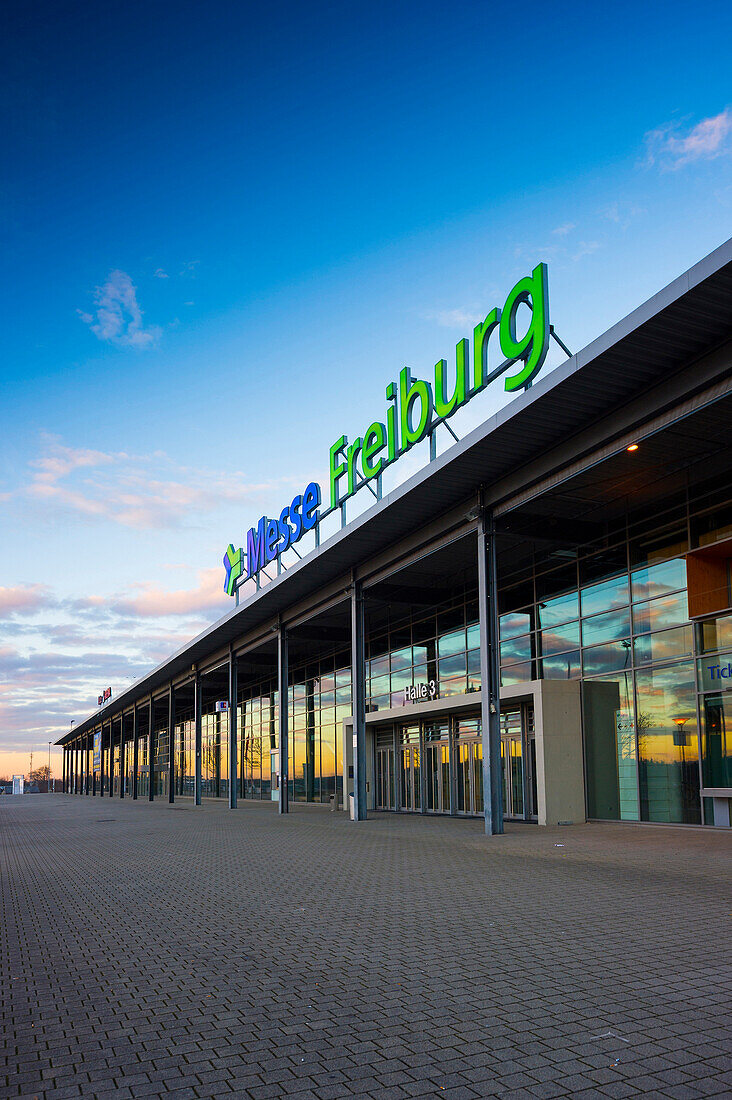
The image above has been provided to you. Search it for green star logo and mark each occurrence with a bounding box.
[223,544,244,596]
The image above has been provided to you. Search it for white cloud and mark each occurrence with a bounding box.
[572,240,599,261]
[643,107,732,170]
[552,223,575,236]
[429,307,483,329]
[154,268,169,278]
[30,438,116,485]
[78,269,161,348]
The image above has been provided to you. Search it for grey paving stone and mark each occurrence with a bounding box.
[1,796,730,1100]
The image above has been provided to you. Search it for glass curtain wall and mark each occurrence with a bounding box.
[697,611,732,822]
[152,710,169,798]
[240,684,276,801]
[174,706,195,796]
[499,478,732,825]
[367,589,481,709]
[200,710,229,798]
[136,729,149,798]
[238,649,351,805]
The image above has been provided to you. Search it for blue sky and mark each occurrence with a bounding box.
[1,0,731,773]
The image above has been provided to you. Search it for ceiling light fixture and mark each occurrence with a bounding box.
[627,443,639,452]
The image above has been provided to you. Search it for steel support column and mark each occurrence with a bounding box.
[100,724,106,797]
[85,734,90,794]
[168,684,175,804]
[120,716,125,798]
[132,707,139,800]
[228,649,237,809]
[478,511,503,835]
[351,576,367,821]
[148,697,154,801]
[62,749,66,793]
[194,671,202,806]
[278,625,289,815]
[92,731,97,795]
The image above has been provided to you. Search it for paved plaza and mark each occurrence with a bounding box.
[1,796,730,1100]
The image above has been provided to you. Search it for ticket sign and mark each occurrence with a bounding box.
[698,655,732,693]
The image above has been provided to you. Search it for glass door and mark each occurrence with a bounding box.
[455,716,483,815]
[501,732,524,818]
[113,744,120,796]
[424,720,450,813]
[399,725,420,811]
[375,729,395,810]
[500,704,537,820]
[500,707,523,818]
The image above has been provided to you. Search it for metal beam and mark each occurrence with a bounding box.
[195,671,202,806]
[229,648,237,809]
[278,626,289,815]
[120,716,125,798]
[351,576,367,822]
[478,512,503,836]
[148,697,154,801]
[168,683,175,804]
[132,707,139,800]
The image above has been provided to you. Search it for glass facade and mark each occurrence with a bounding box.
[497,479,732,825]
[64,466,731,830]
[367,590,481,709]
[174,706,195,797]
[697,612,732,821]
[239,649,350,804]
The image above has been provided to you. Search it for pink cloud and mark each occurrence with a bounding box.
[19,435,281,531]
[112,567,228,618]
[0,584,48,617]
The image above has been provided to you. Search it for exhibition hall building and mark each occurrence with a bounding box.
[59,241,732,832]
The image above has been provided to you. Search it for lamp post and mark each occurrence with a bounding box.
[672,716,691,816]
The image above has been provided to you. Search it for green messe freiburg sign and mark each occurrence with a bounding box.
[224,262,550,594]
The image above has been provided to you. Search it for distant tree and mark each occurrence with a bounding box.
[29,765,50,782]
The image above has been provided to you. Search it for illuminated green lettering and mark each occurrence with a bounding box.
[434,338,469,418]
[501,262,550,392]
[329,435,347,509]
[362,422,386,479]
[399,367,433,449]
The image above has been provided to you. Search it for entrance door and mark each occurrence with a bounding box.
[399,725,421,811]
[501,729,524,818]
[500,705,536,820]
[424,720,450,813]
[455,717,483,815]
[375,729,395,809]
